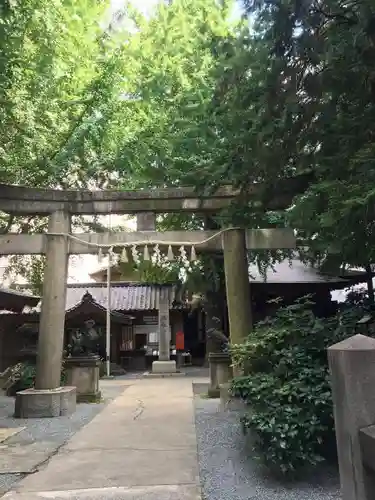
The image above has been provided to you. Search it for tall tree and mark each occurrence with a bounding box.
[109,0,236,187]
[0,0,114,186]
[0,0,127,284]
[212,0,375,271]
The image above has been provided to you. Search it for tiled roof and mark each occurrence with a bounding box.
[64,283,178,311]
[0,287,40,312]
[248,259,362,284]
[65,291,134,323]
[89,258,362,286]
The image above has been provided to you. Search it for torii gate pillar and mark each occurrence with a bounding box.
[222,229,253,346]
[36,211,70,390]
[15,211,76,418]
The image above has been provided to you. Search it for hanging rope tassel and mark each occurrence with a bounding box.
[167,245,174,260]
[153,244,161,264]
[190,245,197,261]
[143,245,150,261]
[121,247,129,263]
[179,245,187,260]
[131,244,140,265]
[98,247,103,264]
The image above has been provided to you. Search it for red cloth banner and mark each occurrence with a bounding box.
[175,331,185,351]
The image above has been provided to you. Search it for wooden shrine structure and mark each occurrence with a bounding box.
[0,179,302,417]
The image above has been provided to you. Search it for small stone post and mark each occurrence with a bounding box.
[222,228,252,344]
[36,211,70,390]
[152,287,176,374]
[328,334,375,500]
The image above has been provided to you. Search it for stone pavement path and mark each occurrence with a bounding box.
[0,379,129,497]
[2,377,202,500]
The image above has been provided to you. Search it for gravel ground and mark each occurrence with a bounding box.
[0,474,24,497]
[193,384,341,500]
[0,378,130,497]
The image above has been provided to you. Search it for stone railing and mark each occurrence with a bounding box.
[328,334,375,499]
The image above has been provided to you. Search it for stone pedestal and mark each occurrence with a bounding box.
[152,360,177,374]
[208,352,233,398]
[64,356,101,403]
[145,360,185,378]
[14,386,76,418]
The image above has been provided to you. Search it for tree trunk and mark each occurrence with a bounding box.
[366,264,374,305]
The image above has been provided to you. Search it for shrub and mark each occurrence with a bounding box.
[230,296,364,476]
[6,362,66,396]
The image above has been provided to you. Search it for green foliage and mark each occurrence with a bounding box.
[117,249,211,297]
[5,361,66,396]
[0,0,245,286]
[4,0,374,290]
[0,0,112,186]
[0,0,130,283]
[111,0,238,188]
[6,255,45,295]
[206,0,375,269]
[0,0,295,288]
[230,297,364,476]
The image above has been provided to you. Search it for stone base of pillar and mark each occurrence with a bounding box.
[143,372,186,378]
[144,360,186,378]
[64,356,101,403]
[14,386,76,418]
[151,360,177,374]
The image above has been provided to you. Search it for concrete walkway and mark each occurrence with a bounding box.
[3,377,202,500]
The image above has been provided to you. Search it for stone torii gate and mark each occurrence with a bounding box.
[0,182,297,417]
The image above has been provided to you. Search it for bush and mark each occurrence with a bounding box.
[230,296,364,476]
[6,362,66,396]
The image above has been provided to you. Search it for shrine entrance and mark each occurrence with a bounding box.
[0,181,297,417]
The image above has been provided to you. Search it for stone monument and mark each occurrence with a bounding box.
[151,288,178,375]
[64,320,101,403]
[207,328,233,398]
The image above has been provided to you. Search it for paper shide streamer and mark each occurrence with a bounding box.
[101,244,199,266]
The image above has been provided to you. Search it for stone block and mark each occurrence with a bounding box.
[64,356,101,403]
[144,371,185,379]
[60,386,79,413]
[208,352,232,399]
[151,360,177,374]
[14,386,76,418]
[328,334,375,500]
[219,382,231,408]
[207,387,220,398]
